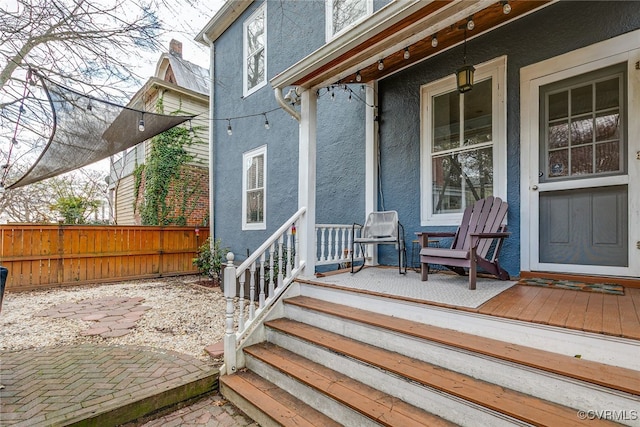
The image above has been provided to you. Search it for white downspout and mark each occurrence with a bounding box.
[274,87,301,122]
[204,34,215,243]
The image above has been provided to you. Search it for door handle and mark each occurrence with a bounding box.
[532,185,538,191]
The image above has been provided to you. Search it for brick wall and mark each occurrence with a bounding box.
[134,165,209,226]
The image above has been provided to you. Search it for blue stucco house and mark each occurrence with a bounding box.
[194,2,640,423]
[197,0,640,282]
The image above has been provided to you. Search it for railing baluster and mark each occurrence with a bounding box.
[238,268,245,332]
[286,228,293,279]
[333,228,340,261]
[277,237,284,287]
[268,243,275,298]
[294,222,300,270]
[249,262,256,320]
[320,227,327,261]
[327,227,334,261]
[259,253,265,308]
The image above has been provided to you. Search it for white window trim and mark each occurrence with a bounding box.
[242,145,267,230]
[420,56,507,226]
[520,30,640,277]
[325,0,373,42]
[243,3,267,97]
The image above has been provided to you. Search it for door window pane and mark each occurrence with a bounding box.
[542,68,624,181]
[571,84,592,115]
[596,141,620,173]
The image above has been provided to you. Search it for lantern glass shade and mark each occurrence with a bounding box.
[456,64,475,93]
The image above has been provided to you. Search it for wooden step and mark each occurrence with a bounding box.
[265,317,621,427]
[220,369,341,427]
[244,342,456,427]
[284,295,640,396]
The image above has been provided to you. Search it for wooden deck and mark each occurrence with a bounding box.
[474,284,640,341]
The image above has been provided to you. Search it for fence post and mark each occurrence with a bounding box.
[57,221,64,285]
[223,252,237,375]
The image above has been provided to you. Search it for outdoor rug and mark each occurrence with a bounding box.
[517,277,624,296]
[312,267,517,309]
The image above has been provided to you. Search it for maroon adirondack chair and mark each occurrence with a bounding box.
[419,196,510,290]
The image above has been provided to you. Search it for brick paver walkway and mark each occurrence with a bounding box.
[33,296,151,337]
[0,344,219,426]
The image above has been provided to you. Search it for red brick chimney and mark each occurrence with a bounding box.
[169,39,183,58]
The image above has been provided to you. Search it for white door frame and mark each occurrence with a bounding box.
[520,30,640,277]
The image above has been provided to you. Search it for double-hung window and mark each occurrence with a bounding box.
[326,0,372,40]
[243,4,266,96]
[242,146,266,230]
[421,56,507,225]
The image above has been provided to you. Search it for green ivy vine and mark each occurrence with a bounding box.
[134,97,203,226]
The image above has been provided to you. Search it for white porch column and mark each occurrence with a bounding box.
[298,89,317,276]
[365,82,379,265]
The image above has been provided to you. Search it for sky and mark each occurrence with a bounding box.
[136,0,226,77]
[1,0,225,175]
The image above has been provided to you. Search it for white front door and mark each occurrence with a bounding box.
[520,32,640,277]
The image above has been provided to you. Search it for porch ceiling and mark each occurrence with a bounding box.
[270,0,552,91]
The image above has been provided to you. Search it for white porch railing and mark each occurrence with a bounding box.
[223,208,305,374]
[222,212,368,374]
[315,224,364,266]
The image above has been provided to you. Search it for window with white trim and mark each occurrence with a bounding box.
[326,0,372,40]
[421,56,507,225]
[242,146,266,230]
[243,4,266,96]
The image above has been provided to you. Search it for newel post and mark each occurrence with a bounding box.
[223,252,237,374]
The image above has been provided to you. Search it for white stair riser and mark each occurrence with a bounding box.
[244,354,379,426]
[266,329,527,427]
[300,283,640,370]
[281,304,640,423]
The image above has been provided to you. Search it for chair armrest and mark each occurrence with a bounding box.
[470,232,511,239]
[415,231,456,238]
[470,232,510,248]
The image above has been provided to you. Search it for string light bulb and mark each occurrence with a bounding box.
[0,183,5,195]
[11,137,18,147]
[502,1,511,14]
[87,101,93,111]
[403,47,410,60]
[226,119,233,136]
[431,34,438,48]
[138,113,145,132]
[378,59,384,71]
[263,114,270,129]
[466,16,475,31]
[188,120,195,137]
[355,70,362,82]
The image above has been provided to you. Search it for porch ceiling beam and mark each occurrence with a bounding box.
[271,0,553,91]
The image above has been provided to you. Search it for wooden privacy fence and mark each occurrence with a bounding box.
[0,224,210,292]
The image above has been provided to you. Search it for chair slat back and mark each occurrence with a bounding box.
[363,210,399,239]
[452,196,508,257]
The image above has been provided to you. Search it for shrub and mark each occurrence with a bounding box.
[193,237,228,282]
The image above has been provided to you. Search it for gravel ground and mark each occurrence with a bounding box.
[0,275,226,363]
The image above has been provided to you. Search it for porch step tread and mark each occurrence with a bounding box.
[244,342,456,427]
[265,318,620,427]
[220,370,341,427]
[284,295,640,396]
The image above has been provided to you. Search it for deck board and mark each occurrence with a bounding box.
[476,284,640,340]
[583,293,604,334]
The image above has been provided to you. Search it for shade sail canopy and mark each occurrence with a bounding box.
[7,72,194,189]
